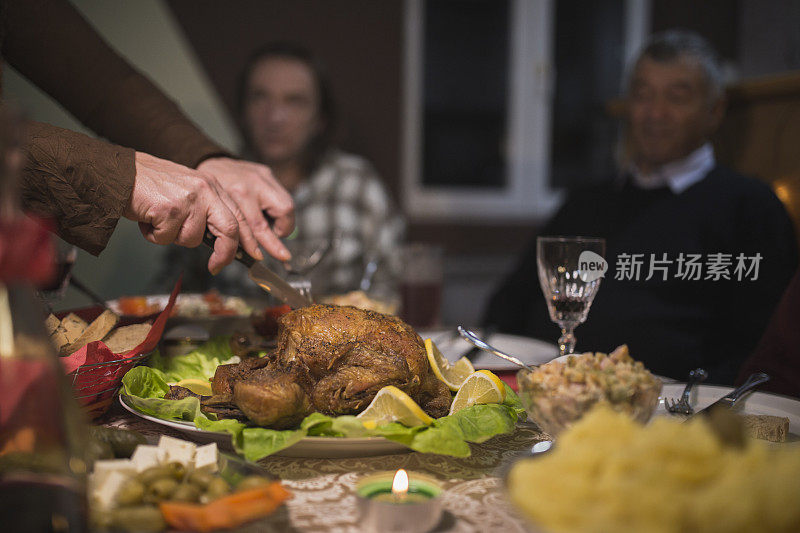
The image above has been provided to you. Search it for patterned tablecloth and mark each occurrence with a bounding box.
[99,401,546,532]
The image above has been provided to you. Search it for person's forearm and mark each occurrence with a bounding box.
[2,0,229,169]
[19,122,135,255]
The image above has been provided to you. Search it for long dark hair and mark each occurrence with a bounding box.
[236,42,337,175]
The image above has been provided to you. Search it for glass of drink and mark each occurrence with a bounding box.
[536,236,606,356]
[399,243,443,328]
[280,230,343,299]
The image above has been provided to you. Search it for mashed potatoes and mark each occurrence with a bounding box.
[508,406,800,533]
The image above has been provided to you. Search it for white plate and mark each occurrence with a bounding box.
[119,395,411,458]
[656,384,800,440]
[107,293,252,318]
[107,293,254,337]
[419,329,559,371]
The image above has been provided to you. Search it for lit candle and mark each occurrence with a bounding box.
[392,468,408,503]
[356,470,443,532]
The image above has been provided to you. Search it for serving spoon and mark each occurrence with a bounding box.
[457,326,536,372]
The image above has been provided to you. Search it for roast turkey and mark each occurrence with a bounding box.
[201,304,451,428]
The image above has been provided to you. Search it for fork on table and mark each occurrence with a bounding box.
[665,368,708,415]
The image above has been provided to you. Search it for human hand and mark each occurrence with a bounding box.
[126,152,254,275]
[196,157,294,262]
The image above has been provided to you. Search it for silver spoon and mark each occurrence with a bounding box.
[457,326,535,372]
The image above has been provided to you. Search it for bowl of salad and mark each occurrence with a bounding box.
[516,345,662,436]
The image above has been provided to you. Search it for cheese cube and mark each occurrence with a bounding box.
[131,445,165,472]
[91,459,135,488]
[92,470,128,510]
[193,443,218,473]
[158,435,196,466]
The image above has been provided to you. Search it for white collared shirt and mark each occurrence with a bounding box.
[630,143,716,194]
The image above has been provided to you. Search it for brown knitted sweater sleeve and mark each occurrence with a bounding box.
[2,0,229,169]
[1,0,232,254]
[20,121,135,256]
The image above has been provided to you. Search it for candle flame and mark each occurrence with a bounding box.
[392,469,409,495]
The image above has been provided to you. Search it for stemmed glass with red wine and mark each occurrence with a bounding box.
[536,236,606,356]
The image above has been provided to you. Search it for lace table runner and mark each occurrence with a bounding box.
[100,402,544,532]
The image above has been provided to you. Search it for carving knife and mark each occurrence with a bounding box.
[202,230,312,309]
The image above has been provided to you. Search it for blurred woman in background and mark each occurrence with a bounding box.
[161,42,403,302]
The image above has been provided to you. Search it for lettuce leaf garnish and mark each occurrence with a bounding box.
[146,336,240,382]
[121,337,524,460]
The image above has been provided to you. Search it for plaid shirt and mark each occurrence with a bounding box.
[207,150,404,298]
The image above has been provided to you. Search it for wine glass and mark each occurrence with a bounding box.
[283,235,337,277]
[281,231,343,299]
[536,236,606,356]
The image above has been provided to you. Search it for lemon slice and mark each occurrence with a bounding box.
[424,338,475,391]
[448,370,506,415]
[175,378,213,396]
[356,386,433,428]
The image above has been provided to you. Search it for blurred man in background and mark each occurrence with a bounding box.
[484,30,798,384]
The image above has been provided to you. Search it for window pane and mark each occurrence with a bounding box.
[422,0,510,188]
[551,0,624,189]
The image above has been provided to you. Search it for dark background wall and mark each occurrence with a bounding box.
[166,0,540,254]
[162,0,800,326]
[15,0,797,322]
[166,0,405,199]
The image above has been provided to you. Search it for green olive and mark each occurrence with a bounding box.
[109,506,166,532]
[165,461,187,480]
[236,475,271,492]
[86,439,114,464]
[187,470,214,490]
[115,479,145,506]
[137,466,175,486]
[170,483,201,503]
[145,478,178,502]
[89,426,147,458]
[203,477,231,502]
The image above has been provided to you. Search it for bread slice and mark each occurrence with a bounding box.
[102,323,152,354]
[60,310,119,355]
[60,313,88,344]
[47,313,89,353]
[46,314,69,352]
[45,314,61,336]
[742,414,790,443]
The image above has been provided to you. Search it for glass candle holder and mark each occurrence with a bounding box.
[356,470,443,532]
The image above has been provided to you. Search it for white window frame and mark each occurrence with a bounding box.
[624,0,652,68]
[401,0,650,224]
[401,0,561,223]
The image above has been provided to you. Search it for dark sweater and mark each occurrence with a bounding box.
[484,166,798,385]
[737,268,800,398]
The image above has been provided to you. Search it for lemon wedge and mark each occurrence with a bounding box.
[175,378,213,396]
[356,385,433,428]
[424,338,475,391]
[448,370,506,415]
